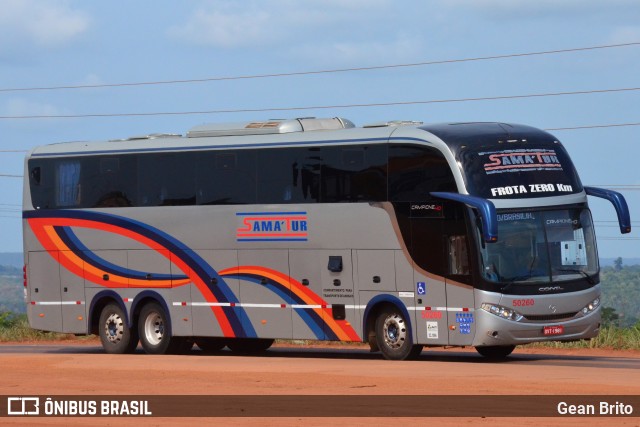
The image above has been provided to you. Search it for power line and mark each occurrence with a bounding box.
[545,122,640,131]
[1,86,639,120]
[0,174,22,178]
[1,42,638,94]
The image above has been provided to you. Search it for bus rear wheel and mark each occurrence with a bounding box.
[138,302,186,355]
[375,308,420,360]
[475,345,515,359]
[98,303,139,354]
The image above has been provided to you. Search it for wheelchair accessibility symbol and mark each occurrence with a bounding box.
[417,282,426,295]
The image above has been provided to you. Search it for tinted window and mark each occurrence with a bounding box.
[29,159,56,209]
[321,144,387,202]
[137,153,196,206]
[197,150,257,205]
[389,144,456,201]
[87,156,137,207]
[257,147,320,203]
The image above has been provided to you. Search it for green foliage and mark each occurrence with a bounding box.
[0,313,70,342]
[601,307,620,327]
[0,272,24,314]
[530,325,640,350]
[613,257,623,271]
[600,264,640,328]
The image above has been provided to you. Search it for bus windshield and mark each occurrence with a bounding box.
[478,208,598,284]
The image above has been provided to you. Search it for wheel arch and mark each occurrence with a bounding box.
[362,294,414,346]
[88,290,128,336]
[131,291,173,338]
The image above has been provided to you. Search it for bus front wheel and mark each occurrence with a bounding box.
[196,337,227,353]
[475,345,515,359]
[375,308,420,360]
[98,303,139,354]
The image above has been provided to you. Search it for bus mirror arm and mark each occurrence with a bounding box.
[584,186,631,234]
[430,192,498,243]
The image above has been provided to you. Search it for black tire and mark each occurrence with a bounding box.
[408,344,424,360]
[169,338,195,355]
[196,337,228,353]
[98,302,139,354]
[475,345,516,359]
[138,302,177,355]
[375,308,415,360]
[227,338,274,353]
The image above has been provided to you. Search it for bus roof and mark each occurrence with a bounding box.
[28,118,558,158]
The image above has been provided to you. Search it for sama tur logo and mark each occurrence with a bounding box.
[236,211,308,242]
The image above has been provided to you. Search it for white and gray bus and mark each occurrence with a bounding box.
[22,117,631,359]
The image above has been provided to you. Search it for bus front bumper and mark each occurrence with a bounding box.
[472,307,601,347]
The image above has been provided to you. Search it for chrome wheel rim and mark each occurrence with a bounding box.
[144,311,164,346]
[104,313,124,344]
[383,314,406,350]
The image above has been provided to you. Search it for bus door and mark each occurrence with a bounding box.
[444,233,475,346]
[405,204,449,346]
[238,250,293,339]
[27,251,63,332]
[289,249,357,341]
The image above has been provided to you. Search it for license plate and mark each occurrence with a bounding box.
[543,325,564,335]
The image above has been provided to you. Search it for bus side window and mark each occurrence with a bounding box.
[389,145,457,201]
[257,148,319,203]
[197,150,257,205]
[448,235,470,275]
[321,145,387,202]
[56,160,81,207]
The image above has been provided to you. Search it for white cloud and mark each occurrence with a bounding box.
[168,0,398,49]
[3,98,70,118]
[0,0,89,48]
[291,34,423,66]
[608,26,640,44]
[168,7,276,48]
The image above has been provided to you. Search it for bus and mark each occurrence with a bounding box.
[22,117,631,359]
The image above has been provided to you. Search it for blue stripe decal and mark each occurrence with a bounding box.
[56,226,183,281]
[26,209,256,338]
[231,274,327,340]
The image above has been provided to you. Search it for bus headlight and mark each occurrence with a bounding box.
[481,303,524,322]
[581,298,600,315]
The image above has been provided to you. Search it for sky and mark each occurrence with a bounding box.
[0,0,639,258]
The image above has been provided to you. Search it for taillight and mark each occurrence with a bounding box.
[23,264,27,288]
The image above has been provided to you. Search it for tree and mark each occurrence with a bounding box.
[614,257,623,271]
[601,307,620,327]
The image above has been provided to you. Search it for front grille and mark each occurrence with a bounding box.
[523,312,578,322]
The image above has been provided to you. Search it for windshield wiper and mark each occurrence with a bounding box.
[555,268,595,285]
[500,275,534,293]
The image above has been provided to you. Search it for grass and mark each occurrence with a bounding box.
[0,312,78,342]
[528,324,640,350]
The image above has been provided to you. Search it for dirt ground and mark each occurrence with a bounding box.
[1,340,639,426]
